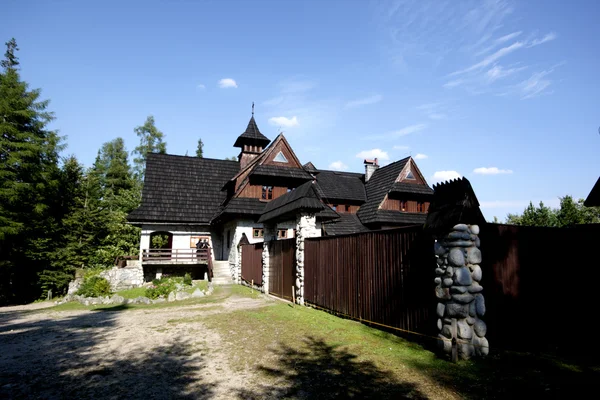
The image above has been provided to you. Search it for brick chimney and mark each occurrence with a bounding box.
[364,158,379,182]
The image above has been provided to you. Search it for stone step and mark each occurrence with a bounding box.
[212,278,233,285]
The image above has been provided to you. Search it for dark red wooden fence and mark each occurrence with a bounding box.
[268,238,296,301]
[480,223,599,352]
[304,226,435,336]
[241,242,263,285]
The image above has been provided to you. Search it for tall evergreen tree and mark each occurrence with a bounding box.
[132,116,166,180]
[196,138,204,158]
[0,38,64,303]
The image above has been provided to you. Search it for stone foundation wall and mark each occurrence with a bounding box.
[100,260,144,291]
[434,224,489,359]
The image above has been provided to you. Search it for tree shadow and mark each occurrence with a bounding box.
[238,336,427,399]
[0,307,214,399]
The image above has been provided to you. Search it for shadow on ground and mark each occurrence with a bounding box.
[0,307,214,399]
[238,336,427,399]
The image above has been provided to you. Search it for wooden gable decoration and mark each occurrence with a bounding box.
[396,157,428,186]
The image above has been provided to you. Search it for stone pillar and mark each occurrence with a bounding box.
[139,230,150,262]
[434,224,489,359]
[262,224,276,294]
[295,213,318,306]
[235,243,242,284]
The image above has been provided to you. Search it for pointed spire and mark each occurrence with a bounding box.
[252,101,255,117]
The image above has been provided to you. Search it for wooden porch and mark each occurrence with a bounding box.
[141,248,213,267]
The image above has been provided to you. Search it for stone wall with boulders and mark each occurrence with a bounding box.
[434,224,489,359]
[100,261,144,291]
[295,213,318,305]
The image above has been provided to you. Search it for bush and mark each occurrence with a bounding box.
[76,276,112,297]
[183,273,192,286]
[145,277,181,299]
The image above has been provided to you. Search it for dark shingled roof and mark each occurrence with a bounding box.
[303,161,317,172]
[373,210,427,225]
[314,170,366,202]
[391,182,434,195]
[584,177,600,207]
[356,157,409,225]
[322,214,370,236]
[424,177,485,233]
[259,181,330,223]
[233,116,271,148]
[252,165,314,180]
[211,198,266,223]
[128,153,239,224]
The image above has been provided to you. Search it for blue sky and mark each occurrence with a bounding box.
[3,0,600,220]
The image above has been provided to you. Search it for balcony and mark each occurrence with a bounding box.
[141,248,212,265]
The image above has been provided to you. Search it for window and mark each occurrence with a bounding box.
[262,186,273,200]
[400,200,407,212]
[345,205,350,212]
[287,188,293,193]
[417,202,425,212]
[253,228,264,238]
[293,229,297,238]
[406,170,415,180]
[277,229,288,239]
[273,151,288,163]
[332,204,338,211]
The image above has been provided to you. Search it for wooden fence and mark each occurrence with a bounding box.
[304,226,435,336]
[269,238,296,301]
[480,223,599,352]
[241,242,263,285]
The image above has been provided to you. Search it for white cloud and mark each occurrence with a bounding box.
[197,84,206,90]
[414,153,428,160]
[218,78,238,88]
[345,94,383,108]
[486,65,527,82]
[393,145,410,150]
[432,170,462,182]
[328,161,348,171]
[496,31,522,44]
[473,167,513,175]
[355,149,390,160]
[519,70,553,99]
[528,32,557,47]
[268,116,299,127]
[393,123,427,136]
[443,79,464,88]
[451,41,525,76]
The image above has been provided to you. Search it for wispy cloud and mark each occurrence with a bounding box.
[356,149,390,160]
[369,123,427,140]
[328,161,348,171]
[497,31,522,44]
[528,32,557,47]
[218,78,238,88]
[279,79,316,93]
[345,94,383,108]
[268,116,299,127]
[393,145,410,150]
[414,153,428,160]
[196,84,206,90]
[450,41,525,76]
[519,69,554,99]
[473,167,513,175]
[432,170,462,182]
[486,65,527,82]
[416,102,450,120]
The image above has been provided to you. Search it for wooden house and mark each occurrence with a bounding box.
[127,113,433,274]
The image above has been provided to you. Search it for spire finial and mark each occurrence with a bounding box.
[252,102,255,117]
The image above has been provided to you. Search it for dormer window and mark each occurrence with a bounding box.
[262,186,273,200]
[273,151,288,163]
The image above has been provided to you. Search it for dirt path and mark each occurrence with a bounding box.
[0,287,273,399]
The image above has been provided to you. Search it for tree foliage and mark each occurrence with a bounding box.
[196,138,204,158]
[132,115,166,180]
[505,196,600,227]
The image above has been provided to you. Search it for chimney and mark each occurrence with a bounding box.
[364,158,379,182]
[238,144,262,170]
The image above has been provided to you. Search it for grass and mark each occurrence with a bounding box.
[115,287,147,299]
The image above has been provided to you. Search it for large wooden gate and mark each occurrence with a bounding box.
[241,242,263,285]
[268,238,296,301]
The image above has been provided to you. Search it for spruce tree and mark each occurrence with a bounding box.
[196,138,204,158]
[0,38,63,303]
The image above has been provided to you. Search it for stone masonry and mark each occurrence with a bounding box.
[99,260,144,292]
[261,224,276,294]
[434,224,489,359]
[295,213,318,306]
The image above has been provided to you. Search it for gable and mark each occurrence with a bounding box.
[262,137,303,168]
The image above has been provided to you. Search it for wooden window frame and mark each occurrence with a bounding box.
[277,229,288,239]
[253,228,264,238]
[262,186,274,200]
[400,200,407,212]
[345,205,350,212]
[417,202,425,212]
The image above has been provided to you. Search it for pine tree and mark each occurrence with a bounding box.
[196,138,204,158]
[132,116,166,180]
[0,38,64,303]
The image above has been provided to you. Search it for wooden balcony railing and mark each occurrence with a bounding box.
[141,248,212,265]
